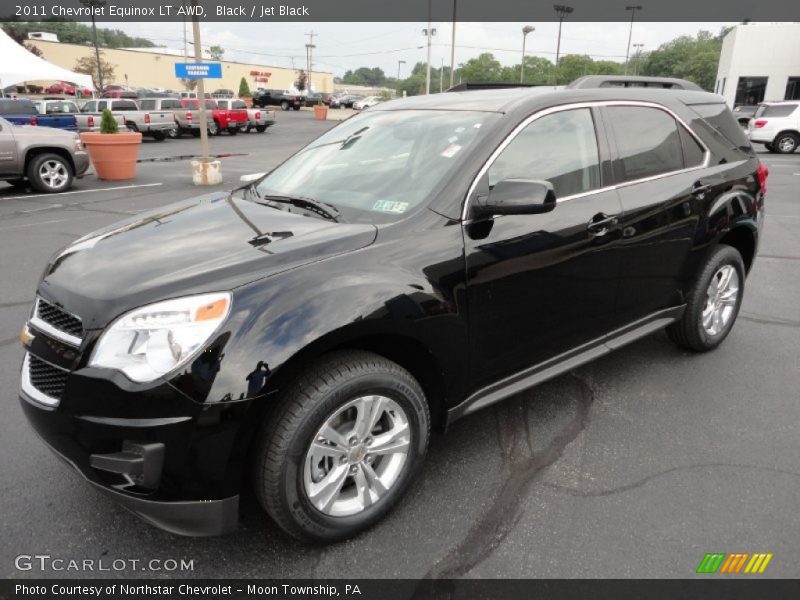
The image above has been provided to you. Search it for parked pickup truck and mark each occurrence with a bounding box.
[79,98,174,140]
[32,99,126,133]
[0,99,51,127]
[252,89,302,111]
[0,115,89,193]
[137,97,182,138]
[175,98,247,136]
[214,99,274,133]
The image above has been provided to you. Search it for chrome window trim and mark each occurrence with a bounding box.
[461,100,711,221]
[20,353,62,408]
[30,298,83,347]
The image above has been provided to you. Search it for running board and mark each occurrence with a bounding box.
[448,305,685,422]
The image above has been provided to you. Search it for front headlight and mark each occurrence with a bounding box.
[89,293,232,383]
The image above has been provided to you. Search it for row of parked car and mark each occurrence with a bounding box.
[0,96,276,140]
[735,101,800,154]
[251,88,384,111]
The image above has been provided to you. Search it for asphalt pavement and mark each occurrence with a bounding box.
[1,109,798,579]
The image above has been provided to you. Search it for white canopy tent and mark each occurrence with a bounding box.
[0,29,94,94]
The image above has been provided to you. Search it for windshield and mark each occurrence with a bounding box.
[254,109,499,223]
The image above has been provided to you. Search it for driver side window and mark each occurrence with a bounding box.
[489,108,601,198]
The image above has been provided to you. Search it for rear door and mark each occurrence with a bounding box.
[464,106,625,389]
[601,103,718,323]
[0,118,18,176]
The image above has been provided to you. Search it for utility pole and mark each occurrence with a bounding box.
[424,0,434,95]
[397,60,406,81]
[520,25,535,84]
[449,0,457,89]
[80,0,107,92]
[305,31,316,92]
[191,4,209,162]
[553,4,574,84]
[624,5,642,75]
[439,58,444,93]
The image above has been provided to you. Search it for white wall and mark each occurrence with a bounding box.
[715,23,800,106]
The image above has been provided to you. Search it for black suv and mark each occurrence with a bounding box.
[19,81,766,542]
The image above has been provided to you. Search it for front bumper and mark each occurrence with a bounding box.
[74,150,90,178]
[20,389,240,536]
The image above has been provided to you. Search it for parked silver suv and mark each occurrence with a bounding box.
[0,116,90,193]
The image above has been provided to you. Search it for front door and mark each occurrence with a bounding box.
[464,106,625,390]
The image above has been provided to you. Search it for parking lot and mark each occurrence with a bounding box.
[1,108,799,579]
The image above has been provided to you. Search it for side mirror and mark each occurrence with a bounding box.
[474,179,557,217]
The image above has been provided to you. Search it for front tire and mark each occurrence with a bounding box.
[255,125,267,133]
[280,100,290,111]
[251,350,430,543]
[27,153,74,193]
[667,245,745,352]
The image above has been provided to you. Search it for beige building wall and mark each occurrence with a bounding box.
[27,40,333,94]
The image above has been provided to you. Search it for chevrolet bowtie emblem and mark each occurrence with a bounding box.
[20,324,35,348]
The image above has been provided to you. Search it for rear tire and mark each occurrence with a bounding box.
[280,101,289,111]
[151,131,166,141]
[27,153,74,193]
[251,350,430,543]
[667,245,745,352]
[208,120,220,136]
[773,132,798,154]
[255,125,267,133]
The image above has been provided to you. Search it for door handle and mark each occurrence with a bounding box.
[587,213,618,237]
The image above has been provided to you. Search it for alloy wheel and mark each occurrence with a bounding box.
[701,265,740,336]
[777,135,796,153]
[39,160,69,190]
[303,395,411,517]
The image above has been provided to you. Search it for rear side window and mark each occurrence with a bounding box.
[606,106,683,182]
[755,104,798,118]
[114,100,138,111]
[678,127,706,168]
[489,108,601,198]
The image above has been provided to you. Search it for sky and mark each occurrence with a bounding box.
[111,21,735,77]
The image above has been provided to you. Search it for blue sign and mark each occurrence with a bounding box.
[174,62,222,79]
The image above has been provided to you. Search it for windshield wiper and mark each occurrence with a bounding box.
[256,193,342,223]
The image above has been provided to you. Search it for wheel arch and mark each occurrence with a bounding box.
[23,147,76,177]
[719,224,757,273]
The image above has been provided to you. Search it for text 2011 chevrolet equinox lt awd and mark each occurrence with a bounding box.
[20,81,766,542]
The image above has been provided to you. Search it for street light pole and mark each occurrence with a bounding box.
[520,25,535,84]
[424,0,433,95]
[624,5,642,75]
[191,5,209,162]
[553,5,573,85]
[80,0,107,92]
[632,43,644,75]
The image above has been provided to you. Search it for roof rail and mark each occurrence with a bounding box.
[567,75,702,91]
[446,82,545,92]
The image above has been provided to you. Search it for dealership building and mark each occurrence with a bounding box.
[26,39,334,94]
[715,22,800,107]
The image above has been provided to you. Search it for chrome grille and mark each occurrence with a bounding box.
[28,355,69,400]
[35,298,83,341]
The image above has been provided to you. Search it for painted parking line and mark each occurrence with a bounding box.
[0,182,162,201]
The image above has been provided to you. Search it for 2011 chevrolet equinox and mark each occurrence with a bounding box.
[19,80,766,542]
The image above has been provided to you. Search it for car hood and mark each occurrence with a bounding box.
[39,192,377,329]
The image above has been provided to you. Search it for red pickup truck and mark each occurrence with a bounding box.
[175,98,248,136]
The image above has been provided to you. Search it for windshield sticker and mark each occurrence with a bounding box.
[441,144,462,158]
[373,200,410,214]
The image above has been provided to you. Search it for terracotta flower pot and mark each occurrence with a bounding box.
[314,104,328,120]
[80,131,143,181]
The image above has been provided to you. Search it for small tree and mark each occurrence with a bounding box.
[99,108,118,134]
[238,77,251,98]
[295,70,308,92]
[208,45,224,60]
[73,53,115,91]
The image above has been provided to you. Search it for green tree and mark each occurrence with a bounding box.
[238,77,251,98]
[207,45,224,60]
[640,30,724,91]
[1,22,154,48]
[460,53,503,83]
